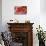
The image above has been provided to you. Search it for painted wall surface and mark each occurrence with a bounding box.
[2,0,46,46]
[0,0,2,32]
[2,0,40,31]
[40,0,46,13]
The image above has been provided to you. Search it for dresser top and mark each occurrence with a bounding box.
[7,23,34,25]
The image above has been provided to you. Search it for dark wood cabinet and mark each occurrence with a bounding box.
[7,23,34,46]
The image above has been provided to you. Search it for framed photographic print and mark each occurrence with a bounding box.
[14,6,27,15]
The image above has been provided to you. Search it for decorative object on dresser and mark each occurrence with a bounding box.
[9,19,19,23]
[7,23,34,46]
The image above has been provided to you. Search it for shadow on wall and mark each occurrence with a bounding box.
[40,0,46,13]
[0,0,2,32]
[0,17,2,32]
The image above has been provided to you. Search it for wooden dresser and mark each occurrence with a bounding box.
[7,23,34,46]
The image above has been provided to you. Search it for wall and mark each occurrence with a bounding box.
[0,0,2,32]
[40,0,46,31]
[40,0,46,13]
[2,0,40,31]
[2,0,46,46]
